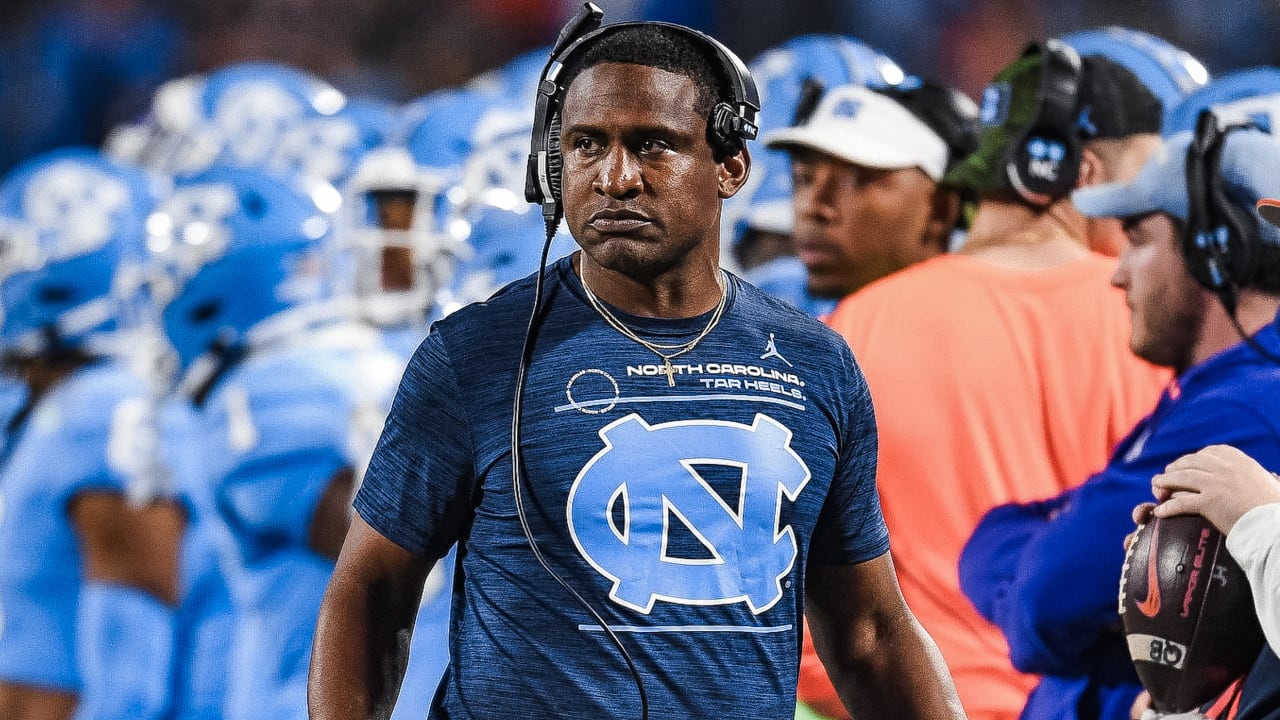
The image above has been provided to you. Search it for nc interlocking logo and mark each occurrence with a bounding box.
[568,413,811,614]
[829,97,861,119]
[1026,136,1067,181]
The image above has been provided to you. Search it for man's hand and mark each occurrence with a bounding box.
[1151,445,1280,535]
[1126,502,1156,551]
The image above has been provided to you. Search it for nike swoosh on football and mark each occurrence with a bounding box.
[1135,522,1162,618]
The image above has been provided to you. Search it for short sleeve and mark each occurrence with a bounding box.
[354,328,477,560]
[809,345,889,565]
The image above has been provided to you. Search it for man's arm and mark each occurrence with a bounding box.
[309,513,431,720]
[806,552,966,719]
[70,490,185,720]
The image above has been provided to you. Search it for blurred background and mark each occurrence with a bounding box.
[2,0,1278,178]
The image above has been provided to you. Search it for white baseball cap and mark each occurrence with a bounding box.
[763,84,950,181]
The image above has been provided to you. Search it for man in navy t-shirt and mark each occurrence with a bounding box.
[309,13,964,720]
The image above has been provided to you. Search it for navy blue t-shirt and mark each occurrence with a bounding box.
[356,256,888,719]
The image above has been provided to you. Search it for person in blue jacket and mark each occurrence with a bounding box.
[959,116,1280,719]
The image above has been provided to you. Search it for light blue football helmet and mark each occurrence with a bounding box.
[1062,27,1210,112]
[150,167,334,370]
[724,35,908,261]
[0,148,164,358]
[441,200,576,314]
[401,82,564,312]
[149,61,349,178]
[1162,67,1280,136]
[340,145,465,326]
[264,96,398,190]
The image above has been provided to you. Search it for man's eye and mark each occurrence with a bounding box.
[639,139,669,154]
[573,137,601,152]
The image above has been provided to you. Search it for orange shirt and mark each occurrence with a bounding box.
[807,253,1168,720]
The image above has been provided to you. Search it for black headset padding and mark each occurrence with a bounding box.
[1004,39,1085,207]
[524,3,760,224]
[1184,109,1260,313]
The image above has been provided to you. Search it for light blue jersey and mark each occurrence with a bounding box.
[0,361,159,691]
[164,394,235,720]
[198,321,402,720]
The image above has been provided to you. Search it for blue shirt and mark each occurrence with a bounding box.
[960,315,1280,720]
[356,256,888,719]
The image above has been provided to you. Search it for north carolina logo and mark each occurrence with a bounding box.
[568,413,810,614]
[1025,136,1067,181]
[829,98,861,119]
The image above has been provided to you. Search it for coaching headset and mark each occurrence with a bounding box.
[523,2,761,239]
[1185,108,1261,318]
[1003,39,1086,207]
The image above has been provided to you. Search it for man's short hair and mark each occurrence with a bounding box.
[558,24,735,155]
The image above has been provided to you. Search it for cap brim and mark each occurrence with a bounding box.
[1071,178,1159,219]
[1258,198,1280,228]
[764,125,931,175]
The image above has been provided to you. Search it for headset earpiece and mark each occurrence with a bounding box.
[525,3,760,228]
[1183,109,1261,315]
[1004,39,1085,207]
[545,113,564,204]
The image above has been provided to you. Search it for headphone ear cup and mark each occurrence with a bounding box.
[1006,130,1081,207]
[1183,117,1215,289]
[1208,140,1259,288]
[1183,111,1257,296]
[546,113,564,204]
[707,102,742,158]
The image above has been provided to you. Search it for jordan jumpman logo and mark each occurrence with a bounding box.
[760,333,793,367]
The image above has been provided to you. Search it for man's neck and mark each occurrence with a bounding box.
[1188,290,1280,370]
[959,197,1090,269]
[575,251,724,319]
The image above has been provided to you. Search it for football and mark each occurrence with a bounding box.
[1119,514,1265,713]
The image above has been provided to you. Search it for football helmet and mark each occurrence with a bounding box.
[149,167,335,371]
[1062,27,1210,112]
[441,200,576,313]
[265,96,398,190]
[1162,67,1280,136]
[0,148,165,359]
[148,62,349,178]
[340,145,464,326]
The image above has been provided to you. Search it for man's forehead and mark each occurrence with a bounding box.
[562,62,701,113]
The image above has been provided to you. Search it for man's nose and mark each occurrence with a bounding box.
[595,146,642,199]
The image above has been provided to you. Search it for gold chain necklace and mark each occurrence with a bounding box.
[580,267,728,386]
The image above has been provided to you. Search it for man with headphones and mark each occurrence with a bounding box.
[309,6,964,720]
[962,113,1280,719]
[822,41,1173,720]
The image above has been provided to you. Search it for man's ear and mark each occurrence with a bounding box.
[923,189,962,252]
[719,147,751,199]
[1077,145,1105,189]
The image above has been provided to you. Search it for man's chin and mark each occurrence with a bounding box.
[805,275,850,301]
